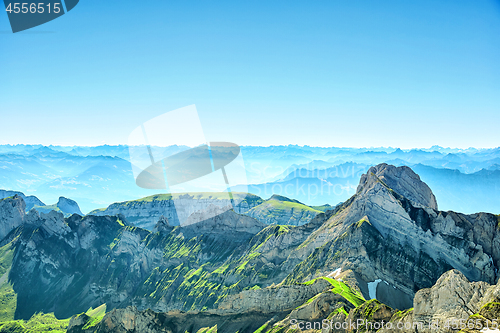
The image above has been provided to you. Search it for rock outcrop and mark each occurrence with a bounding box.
[31,196,83,217]
[357,163,438,209]
[0,195,25,240]
[281,164,498,311]
[56,196,83,216]
[377,269,500,333]
[0,189,45,211]
[89,193,264,229]
[152,215,171,233]
[68,306,286,333]
[412,270,489,327]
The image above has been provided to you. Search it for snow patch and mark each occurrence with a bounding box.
[367,279,382,300]
[327,268,342,279]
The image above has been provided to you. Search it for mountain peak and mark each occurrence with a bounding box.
[357,163,438,210]
[153,215,171,233]
[57,197,83,216]
[268,194,302,204]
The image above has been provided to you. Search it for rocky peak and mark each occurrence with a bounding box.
[413,269,489,323]
[57,197,83,216]
[40,210,71,236]
[0,189,45,211]
[0,194,26,239]
[357,163,438,209]
[153,215,171,233]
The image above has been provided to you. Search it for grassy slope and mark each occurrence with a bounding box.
[0,243,16,322]
[260,200,322,214]
[0,241,73,332]
[245,198,322,225]
[0,313,69,333]
[32,204,63,215]
[303,276,365,307]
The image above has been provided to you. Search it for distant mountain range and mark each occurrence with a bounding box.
[0,190,83,218]
[0,144,499,214]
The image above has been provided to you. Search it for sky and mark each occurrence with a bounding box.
[0,0,499,148]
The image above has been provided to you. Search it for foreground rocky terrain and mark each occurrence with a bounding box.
[0,163,499,332]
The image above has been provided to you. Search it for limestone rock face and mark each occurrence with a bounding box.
[412,270,489,329]
[281,164,498,311]
[288,290,348,321]
[68,305,287,333]
[89,193,264,230]
[357,163,438,210]
[91,307,173,333]
[181,206,266,238]
[57,197,83,216]
[218,278,331,314]
[0,189,45,211]
[152,215,171,233]
[0,194,25,239]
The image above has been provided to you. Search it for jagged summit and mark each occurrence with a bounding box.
[153,215,171,233]
[357,163,438,209]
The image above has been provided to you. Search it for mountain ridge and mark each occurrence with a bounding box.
[0,163,499,332]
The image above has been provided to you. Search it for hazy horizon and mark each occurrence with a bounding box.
[0,143,498,150]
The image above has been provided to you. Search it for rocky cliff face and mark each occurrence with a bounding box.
[66,278,349,333]
[89,193,264,229]
[412,270,489,331]
[0,195,25,240]
[90,192,325,229]
[66,268,500,333]
[280,164,498,310]
[32,196,84,217]
[0,189,45,211]
[357,163,438,209]
[56,196,83,216]
[372,269,500,333]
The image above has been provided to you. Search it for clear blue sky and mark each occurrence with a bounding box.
[1,0,499,148]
